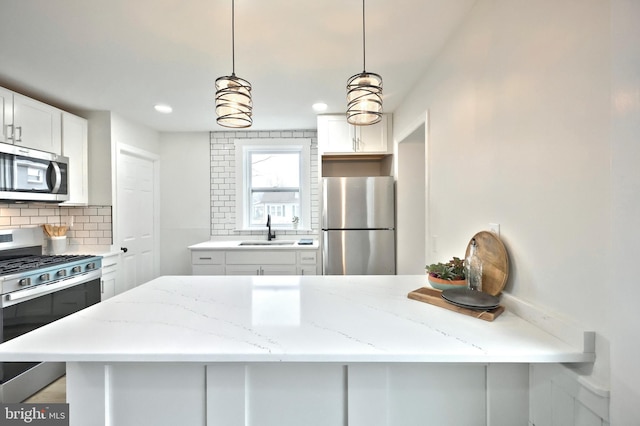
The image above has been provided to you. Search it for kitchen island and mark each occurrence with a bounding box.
[0,275,594,426]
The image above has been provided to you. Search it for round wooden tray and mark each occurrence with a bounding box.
[464,231,509,296]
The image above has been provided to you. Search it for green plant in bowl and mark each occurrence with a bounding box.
[425,257,467,290]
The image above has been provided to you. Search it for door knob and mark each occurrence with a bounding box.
[121,247,128,253]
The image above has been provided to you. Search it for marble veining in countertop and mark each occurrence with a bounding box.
[0,275,594,364]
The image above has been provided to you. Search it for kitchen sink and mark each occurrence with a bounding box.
[239,241,296,246]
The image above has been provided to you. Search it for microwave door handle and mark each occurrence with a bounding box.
[47,161,62,193]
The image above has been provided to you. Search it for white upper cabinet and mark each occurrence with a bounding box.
[0,87,13,144]
[318,114,391,155]
[1,88,62,154]
[12,93,62,153]
[61,112,89,205]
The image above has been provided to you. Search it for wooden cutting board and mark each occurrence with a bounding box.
[464,231,509,296]
[408,287,504,322]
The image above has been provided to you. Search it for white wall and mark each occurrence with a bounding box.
[84,111,112,205]
[159,132,211,275]
[396,125,426,274]
[610,0,640,423]
[393,0,615,411]
[111,112,160,155]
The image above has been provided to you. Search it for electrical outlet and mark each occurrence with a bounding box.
[489,223,500,236]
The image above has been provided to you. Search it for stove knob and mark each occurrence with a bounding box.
[19,278,32,286]
[86,262,96,270]
[39,273,50,281]
[71,266,82,273]
[57,269,67,277]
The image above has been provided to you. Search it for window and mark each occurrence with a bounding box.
[235,139,311,230]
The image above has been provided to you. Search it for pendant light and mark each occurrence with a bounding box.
[215,0,252,128]
[346,0,383,126]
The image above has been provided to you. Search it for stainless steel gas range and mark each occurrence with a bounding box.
[0,227,102,402]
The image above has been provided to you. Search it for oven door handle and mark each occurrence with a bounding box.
[3,270,102,307]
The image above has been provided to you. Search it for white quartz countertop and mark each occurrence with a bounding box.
[189,239,319,250]
[0,275,594,364]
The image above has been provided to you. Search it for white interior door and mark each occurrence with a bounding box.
[116,145,158,292]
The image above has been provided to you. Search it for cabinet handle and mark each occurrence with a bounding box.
[101,279,104,293]
[199,257,212,260]
[15,126,22,142]
[6,124,14,140]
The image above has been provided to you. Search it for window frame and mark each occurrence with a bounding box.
[234,138,311,231]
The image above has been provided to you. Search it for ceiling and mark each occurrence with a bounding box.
[0,0,476,132]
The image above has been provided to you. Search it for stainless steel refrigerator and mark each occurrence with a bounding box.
[322,176,395,275]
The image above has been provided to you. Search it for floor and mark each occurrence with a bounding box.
[23,376,66,403]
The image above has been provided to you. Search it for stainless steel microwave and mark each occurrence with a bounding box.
[0,143,69,202]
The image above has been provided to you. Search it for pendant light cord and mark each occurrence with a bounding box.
[231,0,236,76]
[362,0,366,72]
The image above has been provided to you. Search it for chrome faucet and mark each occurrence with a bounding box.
[266,214,276,241]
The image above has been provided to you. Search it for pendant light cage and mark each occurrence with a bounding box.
[346,0,383,126]
[215,74,252,128]
[347,71,382,126]
[215,0,253,128]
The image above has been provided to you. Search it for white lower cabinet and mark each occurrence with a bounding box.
[190,248,318,276]
[191,251,225,275]
[226,251,297,276]
[297,251,317,275]
[226,264,297,276]
[101,253,121,301]
[297,266,317,275]
[192,265,225,275]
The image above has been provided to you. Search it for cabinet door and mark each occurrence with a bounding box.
[192,265,225,275]
[356,114,389,153]
[226,251,296,265]
[297,266,317,275]
[61,113,89,205]
[12,93,62,153]
[101,254,121,299]
[261,265,297,275]
[0,87,13,143]
[317,115,355,153]
[101,276,116,301]
[226,265,261,276]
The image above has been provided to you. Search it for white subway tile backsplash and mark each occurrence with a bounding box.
[209,129,319,237]
[11,217,30,225]
[0,204,112,250]
[0,208,20,217]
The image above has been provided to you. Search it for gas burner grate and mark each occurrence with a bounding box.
[0,255,95,276]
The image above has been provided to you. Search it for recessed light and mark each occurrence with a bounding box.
[154,104,173,114]
[312,102,328,113]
